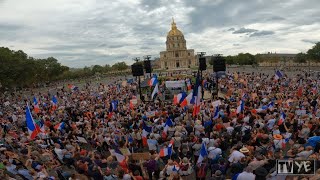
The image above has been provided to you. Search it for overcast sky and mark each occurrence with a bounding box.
[1,0,319,67]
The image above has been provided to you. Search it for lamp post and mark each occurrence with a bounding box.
[133,57,142,101]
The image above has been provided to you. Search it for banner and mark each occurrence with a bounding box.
[146,111,156,118]
[165,81,185,88]
[212,100,222,107]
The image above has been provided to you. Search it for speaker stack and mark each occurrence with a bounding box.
[131,64,144,76]
[199,57,207,71]
[144,60,152,73]
[213,56,226,72]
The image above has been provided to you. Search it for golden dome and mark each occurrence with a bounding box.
[167,18,184,37]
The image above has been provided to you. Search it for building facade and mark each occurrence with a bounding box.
[160,19,196,69]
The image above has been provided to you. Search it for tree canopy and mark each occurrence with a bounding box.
[0,47,129,89]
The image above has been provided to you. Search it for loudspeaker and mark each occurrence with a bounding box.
[213,56,226,72]
[144,60,152,73]
[199,57,207,71]
[131,64,144,76]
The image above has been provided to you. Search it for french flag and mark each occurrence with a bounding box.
[197,142,208,164]
[236,100,245,114]
[68,84,78,91]
[51,96,58,111]
[312,86,318,95]
[162,118,173,139]
[186,79,192,90]
[191,73,202,117]
[213,106,220,120]
[149,75,158,87]
[33,97,40,113]
[274,70,283,80]
[278,112,286,125]
[180,92,193,107]
[54,122,65,130]
[142,122,153,146]
[26,105,41,140]
[111,100,118,111]
[267,101,274,110]
[111,146,125,163]
[173,92,187,105]
[159,140,174,157]
[151,83,159,100]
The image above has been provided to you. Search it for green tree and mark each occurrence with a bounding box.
[225,55,234,65]
[92,65,104,74]
[307,42,320,62]
[295,52,307,63]
[112,61,128,71]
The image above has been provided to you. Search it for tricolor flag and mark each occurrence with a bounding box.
[26,105,41,140]
[54,122,65,130]
[68,84,78,91]
[33,97,40,113]
[278,112,286,125]
[142,122,153,146]
[274,70,283,80]
[191,73,202,117]
[236,100,245,114]
[111,146,125,163]
[180,92,193,107]
[213,106,220,120]
[159,140,174,157]
[51,96,58,111]
[111,100,118,111]
[173,92,187,105]
[162,118,173,139]
[267,101,274,110]
[186,79,192,91]
[312,86,318,95]
[34,119,46,134]
[151,83,159,100]
[148,75,158,87]
[197,142,208,164]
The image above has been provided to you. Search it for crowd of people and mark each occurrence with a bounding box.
[0,68,320,180]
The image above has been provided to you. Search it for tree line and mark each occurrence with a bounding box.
[209,42,320,65]
[0,47,129,90]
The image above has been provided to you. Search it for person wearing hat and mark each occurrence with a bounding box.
[208,170,225,180]
[228,146,245,164]
[273,134,283,150]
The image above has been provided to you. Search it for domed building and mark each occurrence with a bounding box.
[160,19,195,69]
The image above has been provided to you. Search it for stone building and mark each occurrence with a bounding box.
[160,19,196,69]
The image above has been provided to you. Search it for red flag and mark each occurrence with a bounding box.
[297,87,303,97]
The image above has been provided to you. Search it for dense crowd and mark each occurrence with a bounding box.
[0,69,320,180]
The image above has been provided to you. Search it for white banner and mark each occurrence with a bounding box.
[165,80,185,88]
[146,111,156,117]
[212,100,222,107]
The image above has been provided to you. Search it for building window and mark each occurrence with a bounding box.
[188,53,190,56]
[176,61,180,68]
[189,60,191,65]
[164,55,166,58]
[165,62,167,67]
[175,53,179,57]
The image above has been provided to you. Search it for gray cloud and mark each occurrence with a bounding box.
[301,39,318,44]
[232,28,258,34]
[0,0,319,67]
[249,30,275,37]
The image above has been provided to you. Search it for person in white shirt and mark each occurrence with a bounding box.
[208,146,222,160]
[228,149,245,164]
[236,166,255,180]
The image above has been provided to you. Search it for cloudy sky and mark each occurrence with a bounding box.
[0,0,319,67]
